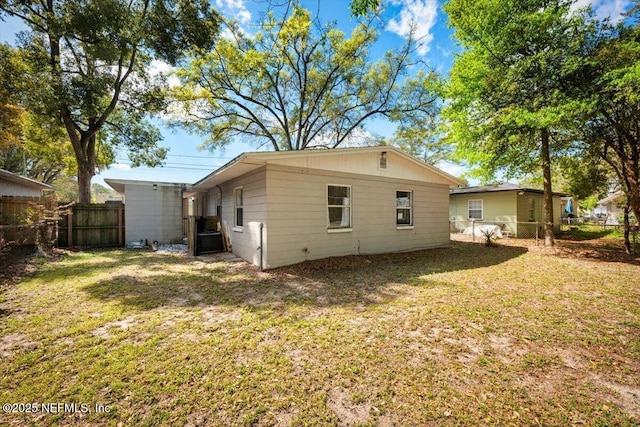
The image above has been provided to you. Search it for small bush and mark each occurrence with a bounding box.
[481,228,498,247]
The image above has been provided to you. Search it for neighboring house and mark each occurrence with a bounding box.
[0,169,53,197]
[94,192,124,204]
[449,183,566,237]
[594,193,624,217]
[104,179,189,245]
[187,146,463,269]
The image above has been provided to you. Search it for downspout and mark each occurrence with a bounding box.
[258,222,264,271]
[215,185,223,218]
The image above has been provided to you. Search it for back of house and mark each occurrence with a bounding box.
[190,146,463,269]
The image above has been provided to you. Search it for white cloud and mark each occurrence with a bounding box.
[386,0,438,56]
[570,0,631,23]
[215,0,251,24]
[436,161,466,180]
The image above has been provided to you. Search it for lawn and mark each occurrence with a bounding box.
[1,235,639,426]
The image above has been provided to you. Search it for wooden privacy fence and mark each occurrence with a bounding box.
[0,196,56,245]
[1,197,125,247]
[57,204,125,247]
[0,196,53,223]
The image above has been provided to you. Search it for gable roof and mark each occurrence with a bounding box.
[193,146,464,190]
[597,192,624,206]
[0,169,53,191]
[450,182,568,197]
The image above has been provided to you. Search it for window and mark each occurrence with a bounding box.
[396,190,412,226]
[235,187,243,228]
[468,199,483,220]
[328,185,351,229]
[528,198,535,221]
[379,151,387,169]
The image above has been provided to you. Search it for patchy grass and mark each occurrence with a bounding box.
[1,238,639,426]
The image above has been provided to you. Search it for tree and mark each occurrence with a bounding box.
[0,43,24,152]
[582,4,640,233]
[443,0,597,246]
[1,43,72,183]
[350,0,380,17]
[0,0,220,202]
[172,3,440,153]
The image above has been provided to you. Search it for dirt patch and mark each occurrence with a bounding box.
[591,375,640,418]
[0,332,40,357]
[92,316,139,339]
[0,245,55,288]
[326,387,371,426]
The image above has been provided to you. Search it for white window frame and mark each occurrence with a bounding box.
[327,184,352,233]
[468,199,483,220]
[396,190,414,229]
[234,186,243,231]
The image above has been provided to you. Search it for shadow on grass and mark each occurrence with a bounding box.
[35,248,192,281]
[557,228,619,241]
[550,240,640,265]
[80,243,528,311]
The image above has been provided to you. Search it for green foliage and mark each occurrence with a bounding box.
[443,0,600,246]
[480,228,497,247]
[578,5,640,224]
[443,0,597,181]
[350,0,380,17]
[519,157,613,201]
[0,0,220,202]
[0,43,26,151]
[24,198,74,251]
[0,44,115,186]
[580,195,599,213]
[173,4,440,152]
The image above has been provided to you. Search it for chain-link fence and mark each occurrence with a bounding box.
[450,220,542,243]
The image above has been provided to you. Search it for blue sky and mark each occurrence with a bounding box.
[0,0,632,188]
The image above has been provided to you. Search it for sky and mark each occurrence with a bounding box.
[0,0,633,189]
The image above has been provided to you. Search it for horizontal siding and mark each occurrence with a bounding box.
[220,168,267,267]
[451,191,564,237]
[125,184,183,244]
[268,150,456,185]
[264,166,451,269]
[0,179,43,197]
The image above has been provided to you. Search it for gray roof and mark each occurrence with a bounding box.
[450,182,567,197]
[0,168,53,191]
[597,192,623,206]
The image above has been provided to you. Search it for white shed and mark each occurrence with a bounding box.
[190,146,463,269]
[105,179,188,245]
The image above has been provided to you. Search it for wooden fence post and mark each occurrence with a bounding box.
[67,211,73,247]
[187,216,196,256]
[118,205,124,246]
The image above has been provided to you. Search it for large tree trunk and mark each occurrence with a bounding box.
[623,200,632,255]
[624,158,640,225]
[541,128,555,247]
[63,116,98,203]
[77,164,94,204]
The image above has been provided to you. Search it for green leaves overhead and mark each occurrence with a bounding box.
[173,4,439,152]
[443,0,601,246]
[443,0,597,180]
[0,0,220,201]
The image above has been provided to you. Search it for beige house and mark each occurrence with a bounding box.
[189,146,463,269]
[450,183,566,238]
